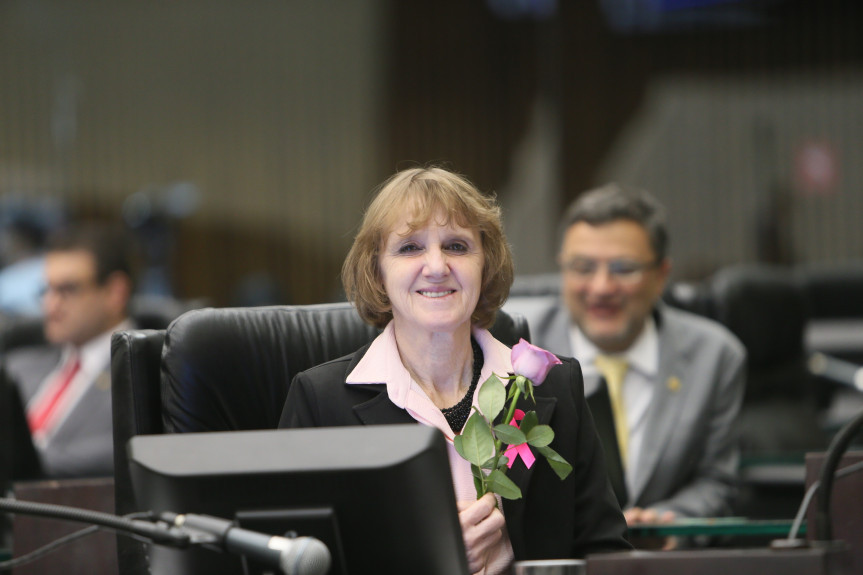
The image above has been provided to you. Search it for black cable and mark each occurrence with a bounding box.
[815,407,863,541]
[0,497,189,547]
[787,459,863,540]
[0,525,100,572]
[0,510,171,572]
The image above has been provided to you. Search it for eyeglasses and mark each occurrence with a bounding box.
[40,279,99,300]
[561,258,660,285]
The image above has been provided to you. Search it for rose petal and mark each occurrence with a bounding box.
[511,339,562,385]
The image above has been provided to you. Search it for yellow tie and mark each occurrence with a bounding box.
[595,355,630,467]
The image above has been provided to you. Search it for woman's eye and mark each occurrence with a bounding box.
[446,242,468,253]
[398,243,421,254]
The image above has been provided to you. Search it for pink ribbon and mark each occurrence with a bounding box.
[504,409,536,469]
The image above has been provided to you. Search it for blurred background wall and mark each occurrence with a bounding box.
[1,0,860,306]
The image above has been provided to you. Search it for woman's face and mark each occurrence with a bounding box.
[379,207,484,336]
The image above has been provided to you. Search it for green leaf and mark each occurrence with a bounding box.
[518,410,539,436]
[526,424,554,447]
[537,445,573,481]
[507,380,519,400]
[487,469,523,500]
[470,463,485,479]
[497,455,510,469]
[480,456,498,470]
[453,434,465,459]
[478,374,506,420]
[492,424,526,446]
[526,381,536,403]
[471,465,486,497]
[515,374,528,396]
[455,412,495,466]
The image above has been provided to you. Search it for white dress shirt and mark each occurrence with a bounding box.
[569,318,659,498]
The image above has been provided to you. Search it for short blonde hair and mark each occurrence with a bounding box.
[342,167,514,329]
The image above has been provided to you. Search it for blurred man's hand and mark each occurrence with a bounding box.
[625,507,678,550]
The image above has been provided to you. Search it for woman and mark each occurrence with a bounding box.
[279,167,629,573]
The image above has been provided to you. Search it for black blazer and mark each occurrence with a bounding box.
[279,342,630,561]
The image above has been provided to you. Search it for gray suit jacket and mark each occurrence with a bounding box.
[5,344,115,478]
[529,300,746,518]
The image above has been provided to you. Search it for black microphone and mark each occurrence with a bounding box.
[162,512,331,575]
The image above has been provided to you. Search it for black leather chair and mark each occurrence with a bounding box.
[799,261,863,321]
[110,302,530,575]
[710,264,826,452]
[799,261,863,367]
[709,264,828,518]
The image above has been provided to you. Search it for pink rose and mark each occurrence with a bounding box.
[510,338,562,385]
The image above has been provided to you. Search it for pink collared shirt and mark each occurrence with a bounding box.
[346,322,515,574]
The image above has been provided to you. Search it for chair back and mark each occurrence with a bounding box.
[110,302,530,574]
[161,303,382,433]
[709,264,827,518]
[710,264,809,377]
[799,261,863,366]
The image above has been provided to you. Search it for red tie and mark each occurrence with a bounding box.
[27,354,82,436]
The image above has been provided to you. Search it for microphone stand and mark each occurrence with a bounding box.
[0,497,190,548]
[0,496,330,574]
[814,406,863,542]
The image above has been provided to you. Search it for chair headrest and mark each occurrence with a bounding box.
[798,261,863,319]
[161,304,530,433]
[161,303,380,433]
[710,264,809,370]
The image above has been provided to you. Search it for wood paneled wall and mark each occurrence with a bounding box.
[2,1,861,305]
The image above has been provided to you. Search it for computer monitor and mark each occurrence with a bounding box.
[128,424,469,575]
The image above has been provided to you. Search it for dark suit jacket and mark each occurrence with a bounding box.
[279,342,631,561]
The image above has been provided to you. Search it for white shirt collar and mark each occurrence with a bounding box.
[346,323,513,395]
[346,321,513,440]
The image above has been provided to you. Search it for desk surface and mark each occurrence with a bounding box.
[587,545,853,575]
[12,477,117,575]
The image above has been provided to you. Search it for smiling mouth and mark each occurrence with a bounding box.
[418,290,455,298]
[587,302,621,317]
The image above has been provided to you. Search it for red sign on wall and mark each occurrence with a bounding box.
[794,140,840,195]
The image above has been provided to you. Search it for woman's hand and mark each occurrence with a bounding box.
[457,493,506,574]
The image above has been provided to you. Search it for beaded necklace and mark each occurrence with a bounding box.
[440,337,484,433]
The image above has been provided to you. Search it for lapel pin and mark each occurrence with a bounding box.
[667,376,681,392]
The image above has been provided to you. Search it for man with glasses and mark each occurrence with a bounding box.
[5,223,135,477]
[530,183,746,547]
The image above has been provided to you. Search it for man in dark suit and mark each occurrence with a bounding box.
[5,223,135,477]
[527,184,746,546]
